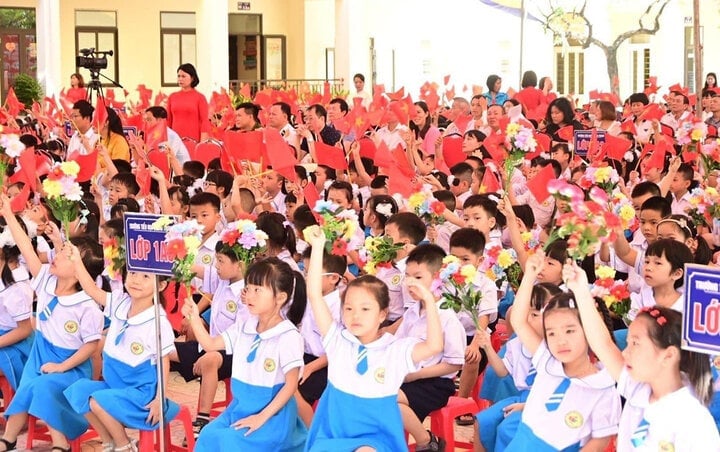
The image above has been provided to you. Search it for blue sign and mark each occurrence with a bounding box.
[683,264,720,355]
[123,213,178,276]
[573,130,606,158]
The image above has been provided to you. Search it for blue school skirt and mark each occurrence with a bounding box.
[478,389,529,452]
[196,378,306,452]
[504,422,579,452]
[305,382,405,452]
[64,353,179,430]
[0,329,34,390]
[479,342,520,404]
[5,332,92,439]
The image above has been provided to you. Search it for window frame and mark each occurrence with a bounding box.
[160,11,196,88]
[74,26,120,85]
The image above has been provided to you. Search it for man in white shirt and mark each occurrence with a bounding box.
[660,90,691,133]
[144,106,190,164]
[267,102,299,149]
[444,97,471,136]
[373,107,408,150]
[66,100,99,158]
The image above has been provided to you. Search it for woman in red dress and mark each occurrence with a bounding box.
[67,73,87,103]
[166,63,210,142]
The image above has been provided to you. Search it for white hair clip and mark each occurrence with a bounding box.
[375,202,394,218]
[488,194,500,204]
[0,227,16,249]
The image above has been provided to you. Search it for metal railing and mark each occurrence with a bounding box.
[228,78,345,96]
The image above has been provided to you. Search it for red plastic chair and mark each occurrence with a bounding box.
[201,377,232,418]
[0,375,15,416]
[26,416,99,452]
[138,404,195,452]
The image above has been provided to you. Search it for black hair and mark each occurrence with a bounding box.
[183,161,206,179]
[545,239,569,263]
[406,244,446,274]
[78,199,100,242]
[342,275,389,310]
[272,102,292,121]
[449,228,486,254]
[106,107,126,138]
[256,211,297,256]
[365,195,398,228]
[308,104,327,121]
[545,97,575,126]
[348,157,377,177]
[521,70,538,88]
[463,195,500,222]
[205,170,233,198]
[329,98,349,114]
[486,74,501,93]
[70,235,105,292]
[409,101,431,140]
[386,212,427,246]
[326,180,353,204]
[110,173,140,196]
[645,239,694,289]
[292,205,318,233]
[370,175,388,190]
[530,282,563,311]
[189,192,221,212]
[551,142,571,156]
[450,162,474,181]
[206,158,222,172]
[513,205,535,230]
[112,159,132,174]
[657,215,712,265]
[432,190,456,212]
[110,198,140,220]
[177,63,200,88]
[541,159,562,178]
[245,257,306,326]
[301,249,346,285]
[101,218,124,239]
[631,181,661,198]
[236,102,260,126]
[353,73,365,83]
[72,100,94,119]
[146,106,168,119]
[640,196,671,219]
[628,92,650,106]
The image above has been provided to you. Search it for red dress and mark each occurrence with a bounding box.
[166,89,211,141]
[513,87,547,113]
[66,87,87,103]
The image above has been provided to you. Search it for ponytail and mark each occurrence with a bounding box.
[285,271,307,326]
[681,350,713,406]
[245,257,306,326]
[592,297,617,345]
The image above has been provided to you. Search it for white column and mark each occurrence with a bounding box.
[36,0,62,97]
[334,0,369,90]
[196,0,229,95]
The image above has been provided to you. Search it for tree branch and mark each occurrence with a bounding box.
[610,0,670,49]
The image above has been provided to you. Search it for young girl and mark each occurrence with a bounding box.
[302,226,444,451]
[474,283,562,452]
[0,197,105,452]
[507,251,621,450]
[628,239,693,320]
[64,248,178,452]
[182,257,308,451]
[256,212,300,271]
[565,262,720,450]
[656,215,713,265]
[0,217,35,391]
[363,195,398,238]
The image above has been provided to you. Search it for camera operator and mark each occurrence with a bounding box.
[67,100,99,158]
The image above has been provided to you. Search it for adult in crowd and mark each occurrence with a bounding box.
[166,63,211,142]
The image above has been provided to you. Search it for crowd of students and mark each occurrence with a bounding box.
[0,64,720,451]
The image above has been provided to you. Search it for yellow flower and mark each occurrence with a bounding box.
[497,250,514,268]
[364,261,377,275]
[595,265,616,280]
[60,160,80,177]
[506,122,520,138]
[42,179,62,198]
[408,192,426,209]
[343,220,356,240]
[604,295,617,309]
[151,216,173,230]
[443,255,460,265]
[691,128,704,142]
[619,205,635,223]
[594,166,612,183]
[707,187,719,197]
[183,235,201,254]
[520,231,532,243]
[485,269,496,280]
[364,237,378,252]
[460,264,477,281]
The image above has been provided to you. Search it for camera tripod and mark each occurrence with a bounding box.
[85,70,124,104]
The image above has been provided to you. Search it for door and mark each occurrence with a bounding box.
[1,31,36,99]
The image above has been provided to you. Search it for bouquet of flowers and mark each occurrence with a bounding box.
[503,120,538,190]
[42,161,83,240]
[152,217,204,289]
[547,179,584,213]
[686,187,715,227]
[520,228,542,254]
[676,119,707,146]
[218,219,269,270]
[407,187,446,226]
[700,139,720,175]
[438,255,484,330]
[482,245,521,290]
[591,265,632,318]
[359,235,403,275]
[313,200,358,256]
[578,165,621,196]
[103,236,126,282]
[609,192,638,231]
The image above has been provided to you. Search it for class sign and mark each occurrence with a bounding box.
[683,264,720,355]
[123,213,178,276]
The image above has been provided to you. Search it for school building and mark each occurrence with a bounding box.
[0,0,719,104]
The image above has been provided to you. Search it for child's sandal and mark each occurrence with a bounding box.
[0,439,15,451]
[114,440,138,452]
[102,442,116,452]
[51,447,71,452]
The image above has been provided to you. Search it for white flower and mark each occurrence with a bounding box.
[375,202,394,218]
[64,183,84,202]
[0,134,25,159]
[624,151,634,162]
[0,228,15,248]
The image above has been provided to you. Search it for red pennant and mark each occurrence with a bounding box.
[604,135,632,161]
[639,103,665,122]
[263,129,298,181]
[8,148,38,190]
[587,129,601,161]
[389,101,410,126]
[144,120,168,151]
[443,75,451,86]
[69,149,99,183]
[358,137,377,159]
[479,168,501,194]
[154,91,168,107]
[527,165,555,202]
[224,130,264,163]
[385,164,413,198]
[9,184,30,213]
[391,145,415,178]
[147,149,171,180]
[442,135,466,168]
[4,88,24,117]
[483,132,506,163]
[314,141,348,170]
[303,181,320,210]
[620,120,637,135]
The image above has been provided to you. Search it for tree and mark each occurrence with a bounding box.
[0,8,36,29]
[536,0,670,97]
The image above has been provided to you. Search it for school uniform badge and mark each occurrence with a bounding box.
[658,441,675,452]
[202,254,212,264]
[131,342,144,355]
[226,300,237,313]
[64,320,79,334]
[564,411,583,429]
[391,275,401,286]
[264,358,276,372]
[374,367,385,384]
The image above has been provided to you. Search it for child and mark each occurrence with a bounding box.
[256,212,300,271]
[362,194,398,238]
[565,262,720,450]
[0,198,105,452]
[64,248,178,452]
[610,196,671,273]
[395,244,466,451]
[182,257,307,451]
[100,173,140,221]
[0,217,34,391]
[449,162,474,211]
[506,252,621,450]
[383,212,427,320]
[656,215,713,264]
[474,283,562,452]
[296,249,346,426]
[302,226,443,451]
[430,190,459,253]
[188,192,222,288]
[462,194,502,249]
[448,228,498,426]
[664,162,695,215]
[627,239,693,320]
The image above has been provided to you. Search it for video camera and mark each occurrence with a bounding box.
[76,48,113,72]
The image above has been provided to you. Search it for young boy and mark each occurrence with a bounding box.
[383,212,427,319]
[449,162,474,212]
[509,159,560,229]
[549,142,572,180]
[188,192,222,290]
[462,194,502,249]
[448,228,498,425]
[99,172,140,221]
[431,190,459,253]
[296,249,347,426]
[666,162,695,215]
[257,170,286,215]
[395,244,465,452]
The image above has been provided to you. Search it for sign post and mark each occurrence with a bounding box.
[124,213,178,451]
[683,264,720,355]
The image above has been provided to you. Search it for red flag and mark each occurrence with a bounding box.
[321,82,331,105]
[8,148,38,190]
[442,135,466,168]
[443,75,451,86]
[93,97,108,130]
[239,83,252,99]
[124,113,144,132]
[391,145,415,178]
[144,120,168,151]
[314,142,348,171]
[224,130,264,163]
[4,88,24,117]
[445,85,456,102]
[253,90,273,110]
[587,129,601,161]
[358,137,377,159]
[620,120,637,135]
[644,76,660,95]
[135,160,151,197]
[557,125,575,142]
[527,165,555,202]
[69,149,99,183]
[479,168,501,194]
[387,87,405,102]
[534,132,551,154]
[604,135,632,161]
[136,84,153,110]
[332,116,352,135]
[452,114,473,134]
[303,181,320,210]
[385,164,413,198]
[163,281,187,332]
[9,184,30,213]
[639,103,665,122]
[147,149,171,180]
[389,101,410,126]
[644,145,667,172]
[191,141,223,167]
[154,91,168,107]
[264,129,298,181]
[58,89,74,118]
[483,132,506,163]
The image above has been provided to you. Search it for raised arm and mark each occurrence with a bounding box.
[509,252,545,355]
[497,196,529,270]
[304,226,333,337]
[181,301,226,351]
[70,244,109,306]
[476,329,509,377]
[405,278,444,364]
[0,194,42,277]
[563,262,624,382]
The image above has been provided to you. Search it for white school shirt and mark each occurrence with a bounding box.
[279,124,298,148]
[202,269,248,337]
[375,265,405,321]
[501,338,535,392]
[192,233,219,289]
[457,272,498,336]
[222,317,304,387]
[627,284,683,321]
[277,249,300,272]
[103,291,176,367]
[375,124,408,150]
[67,128,99,157]
[300,290,341,357]
[435,222,460,254]
[0,268,33,331]
[323,322,419,398]
[31,264,104,348]
[395,300,465,378]
[519,342,621,449]
[616,368,720,452]
[671,191,692,216]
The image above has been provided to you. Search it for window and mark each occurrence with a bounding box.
[555,49,585,96]
[684,26,695,92]
[75,10,119,85]
[160,12,196,87]
[631,48,651,94]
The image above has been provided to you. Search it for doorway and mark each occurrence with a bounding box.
[228,13,286,84]
[0,8,36,101]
